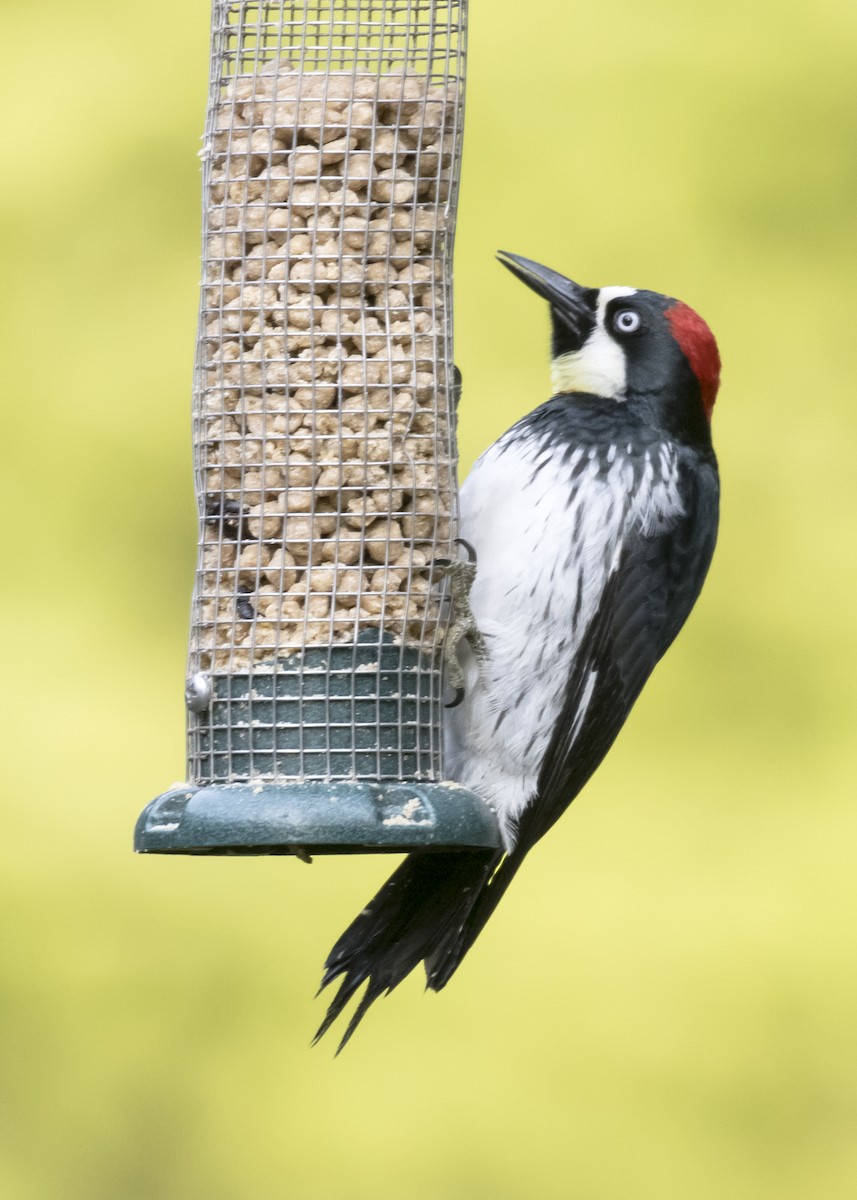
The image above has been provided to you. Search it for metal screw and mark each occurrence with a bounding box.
[185,673,212,713]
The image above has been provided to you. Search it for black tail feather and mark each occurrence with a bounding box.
[424,853,523,991]
[314,848,505,1051]
[312,970,387,1053]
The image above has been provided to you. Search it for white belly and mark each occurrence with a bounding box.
[443,431,679,850]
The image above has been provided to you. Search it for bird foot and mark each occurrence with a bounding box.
[434,539,486,707]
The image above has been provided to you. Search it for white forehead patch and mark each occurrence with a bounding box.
[551,286,638,400]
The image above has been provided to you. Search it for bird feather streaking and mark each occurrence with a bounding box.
[315,251,721,1051]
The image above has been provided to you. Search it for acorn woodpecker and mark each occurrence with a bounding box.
[315,252,721,1049]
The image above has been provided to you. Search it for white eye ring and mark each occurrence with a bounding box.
[613,308,642,335]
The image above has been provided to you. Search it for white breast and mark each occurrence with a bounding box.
[444,427,682,850]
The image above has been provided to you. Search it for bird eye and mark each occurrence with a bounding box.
[612,308,642,335]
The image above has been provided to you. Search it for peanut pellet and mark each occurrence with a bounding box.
[193,62,458,670]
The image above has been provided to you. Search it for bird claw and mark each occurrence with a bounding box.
[435,540,485,706]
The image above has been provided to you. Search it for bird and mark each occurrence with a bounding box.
[314,251,721,1050]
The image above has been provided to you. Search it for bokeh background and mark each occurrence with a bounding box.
[2,0,856,1196]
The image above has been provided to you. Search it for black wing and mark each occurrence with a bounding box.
[512,450,720,857]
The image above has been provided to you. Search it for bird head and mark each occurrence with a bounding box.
[497,251,720,440]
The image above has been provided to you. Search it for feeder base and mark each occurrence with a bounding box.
[134,781,500,856]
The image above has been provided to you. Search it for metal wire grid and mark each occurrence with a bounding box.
[187,0,466,785]
[219,1,463,73]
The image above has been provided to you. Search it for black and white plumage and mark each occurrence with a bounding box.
[315,253,721,1049]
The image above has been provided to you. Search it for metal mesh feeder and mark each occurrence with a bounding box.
[136,0,499,856]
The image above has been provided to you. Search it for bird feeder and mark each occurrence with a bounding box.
[135,0,499,856]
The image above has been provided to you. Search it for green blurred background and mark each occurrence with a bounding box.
[2,0,856,1196]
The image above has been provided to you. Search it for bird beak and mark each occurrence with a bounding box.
[496,251,597,351]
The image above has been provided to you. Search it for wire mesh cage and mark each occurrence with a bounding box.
[136,0,499,856]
